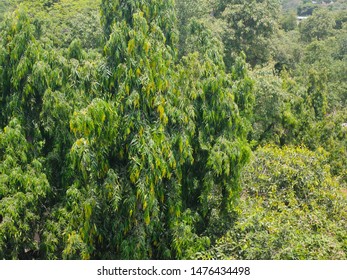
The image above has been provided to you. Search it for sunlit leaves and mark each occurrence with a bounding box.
[70,98,119,180]
[204,145,347,260]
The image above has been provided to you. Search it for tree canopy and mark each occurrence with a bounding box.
[0,0,346,260]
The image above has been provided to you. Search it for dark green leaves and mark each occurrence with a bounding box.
[0,119,50,259]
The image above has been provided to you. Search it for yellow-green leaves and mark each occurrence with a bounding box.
[127,38,136,54]
[70,98,119,181]
[70,98,118,140]
[209,145,347,260]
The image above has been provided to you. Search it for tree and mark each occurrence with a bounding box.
[175,0,222,58]
[42,0,196,259]
[297,1,319,16]
[217,0,281,67]
[0,119,50,259]
[301,109,347,182]
[42,0,253,259]
[4,0,346,261]
[0,8,50,158]
[16,0,103,49]
[306,69,327,120]
[250,67,302,146]
[281,0,301,11]
[176,20,253,240]
[300,9,336,42]
[271,29,303,72]
[280,11,297,32]
[200,145,347,259]
[0,0,16,21]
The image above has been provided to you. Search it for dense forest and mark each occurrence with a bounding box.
[0,0,346,260]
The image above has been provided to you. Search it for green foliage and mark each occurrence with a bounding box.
[300,9,336,42]
[0,0,346,261]
[0,119,50,259]
[43,0,251,259]
[183,19,225,65]
[176,24,253,240]
[0,8,46,141]
[280,11,297,32]
[306,69,327,120]
[301,109,347,181]
[281,0,301,11]
[175,0,282,67]
[296,35,346,112]
[204,146,347,259]
[0,0,17,22]
[101,0,177,48]
[297,2,319,16]
[219,0,281,67]
[42,98,120,259]
[10,0,103,49]
[250,68,303,146]
[271,30,303,71]
[175,0,222,58]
